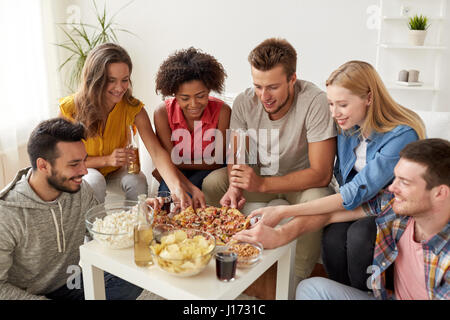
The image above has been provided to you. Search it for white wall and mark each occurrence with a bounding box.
[51,0,450,114]
[48,0,449,186]
[52,0,379,108]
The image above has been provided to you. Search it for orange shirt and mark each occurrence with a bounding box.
[59,95,144,176]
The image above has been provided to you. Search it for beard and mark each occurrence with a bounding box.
[263,88,291,116]
[47,170,82,194]
[392,197,432,216]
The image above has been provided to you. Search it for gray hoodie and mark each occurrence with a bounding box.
[0,168,98,299]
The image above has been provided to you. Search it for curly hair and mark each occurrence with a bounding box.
[155,47,227,97]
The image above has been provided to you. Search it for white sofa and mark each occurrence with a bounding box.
[104,108,450,204]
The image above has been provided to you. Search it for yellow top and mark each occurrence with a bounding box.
[59,95,144,176]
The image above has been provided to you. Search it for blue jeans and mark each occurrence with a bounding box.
[45,272,143,300]
[158,169,213,194]
[296,277,376,300]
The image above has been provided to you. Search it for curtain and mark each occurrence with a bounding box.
[0,0,58,188]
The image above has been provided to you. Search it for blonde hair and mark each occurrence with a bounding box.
[74,43,139,137]
[326,60,425,139]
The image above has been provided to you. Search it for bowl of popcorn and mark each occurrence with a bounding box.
[85,200,153,249]
[150,229,215,277]
[226,241,263,268]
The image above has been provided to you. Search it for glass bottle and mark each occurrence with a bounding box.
[127,124,141,174]
[134,194,154,267]
[229,129,247,165]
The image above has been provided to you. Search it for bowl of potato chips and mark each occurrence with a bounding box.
[150,228,216,277]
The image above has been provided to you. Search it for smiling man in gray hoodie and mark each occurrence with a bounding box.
[0,118,142,300]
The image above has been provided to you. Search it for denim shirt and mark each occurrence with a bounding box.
[334,125,419,210]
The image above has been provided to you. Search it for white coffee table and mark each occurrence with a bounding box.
[79,239,297,300]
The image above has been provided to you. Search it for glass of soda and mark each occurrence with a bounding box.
[215,251,238,282]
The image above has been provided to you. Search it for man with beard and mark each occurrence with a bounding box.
[202,38,337,288]
[0,118,142,300]
[294,138,449,300]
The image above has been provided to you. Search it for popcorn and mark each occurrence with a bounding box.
[91,207,138,249]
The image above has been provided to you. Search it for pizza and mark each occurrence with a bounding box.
[153,206,251,245]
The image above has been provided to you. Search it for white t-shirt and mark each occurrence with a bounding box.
[353,138,368,172]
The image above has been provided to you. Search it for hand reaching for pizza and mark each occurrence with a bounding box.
[247,205,288,228]
[220,186,246,209]
[229,164,264,192]
[232,223,282,249]
[145,197,166,211]
[169,187,193,210]
[188,185,206,210]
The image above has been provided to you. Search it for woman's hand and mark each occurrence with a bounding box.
[247,205,288,228]
[107,148,135,167]
[145,196,166,211]
[169,186,193,210]
[189,185,206,209]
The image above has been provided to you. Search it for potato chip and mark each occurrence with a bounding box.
[150,229,215,276]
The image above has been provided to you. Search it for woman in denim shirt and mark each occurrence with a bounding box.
[242,61,425,290]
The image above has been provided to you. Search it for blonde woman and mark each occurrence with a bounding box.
[58,43,205,208]
[235,60,425,290]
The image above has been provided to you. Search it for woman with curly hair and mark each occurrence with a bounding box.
[58,43,205,208]
[153,47,231,193]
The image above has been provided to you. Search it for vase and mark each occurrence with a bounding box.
[408,30,427,46]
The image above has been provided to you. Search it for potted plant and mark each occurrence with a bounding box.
[407,14,429,46]
[56,0,135,91]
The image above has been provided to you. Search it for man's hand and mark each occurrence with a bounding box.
[247,205,288,228]
[220,186,246,209]
[229,164,264,192]
[232,223,283,249]
[108,148,135,167]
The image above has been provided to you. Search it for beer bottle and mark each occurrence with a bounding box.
[127,124,141,174]
[134,194,154,267]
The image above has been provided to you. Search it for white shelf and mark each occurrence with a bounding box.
[387,82,438,91]
[376,0,447,111]
[378,43,447,50]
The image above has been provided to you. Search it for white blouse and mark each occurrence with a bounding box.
[353,138,368,173]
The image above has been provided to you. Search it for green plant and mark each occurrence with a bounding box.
[56,0,136,91]
[408,14,429,30]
